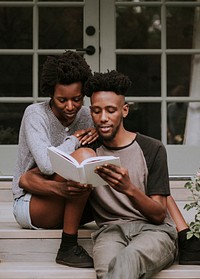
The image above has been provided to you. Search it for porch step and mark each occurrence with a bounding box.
[0,262,96,279]
[0,221,95,262]
[1,180,200,278]
[0,261,200,279]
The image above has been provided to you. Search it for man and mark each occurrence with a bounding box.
[84,70,178,279]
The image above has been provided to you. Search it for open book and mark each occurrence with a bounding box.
[48,146,121,187]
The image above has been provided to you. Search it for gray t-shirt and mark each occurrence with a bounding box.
[12,101,94,199]
[90,133,174,227]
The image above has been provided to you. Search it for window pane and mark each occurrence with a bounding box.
[124,102,161,140]
[38,55,49,97]
[39,7,83,49]
[167,0,196,2]
[0,7,32,49]
[167,7,195,49]
[167,102,200,145]
[0,0,31,2]
[0,56,32,98]
[116,6,161,49]
[167,55,191,97]
[117,55,161,97]
[0,103,30,144]
[115,0,160,2]
[39,0,83,1]
[167,102,188,144]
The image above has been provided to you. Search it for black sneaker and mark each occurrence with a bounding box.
[178,229,200,265]
[56,245,94,268]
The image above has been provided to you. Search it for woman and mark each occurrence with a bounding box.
[12,51,98,268]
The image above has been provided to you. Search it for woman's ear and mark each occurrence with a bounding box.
[122,103,129,118]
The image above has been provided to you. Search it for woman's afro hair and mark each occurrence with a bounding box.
[40,51,92,97]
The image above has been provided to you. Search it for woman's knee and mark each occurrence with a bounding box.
[71,147,96,163]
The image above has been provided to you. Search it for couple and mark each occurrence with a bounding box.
[12,51,200,279]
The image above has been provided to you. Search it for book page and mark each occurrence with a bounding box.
[80,155,118,166]
[48,147,83,182]
[83,157,121,187]
[48,146,79,166]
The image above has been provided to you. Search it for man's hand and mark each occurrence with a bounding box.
[95,163,167,225]
[95,163,132,195]
[73,127,98,145]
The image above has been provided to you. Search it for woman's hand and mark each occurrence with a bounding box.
[74,127,98,145]
[54,180,93,200]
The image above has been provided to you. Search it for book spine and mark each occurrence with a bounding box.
[78,167,87,184]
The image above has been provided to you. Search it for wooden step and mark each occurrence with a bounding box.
[0,181,13,202]
[0,221,96,262]
[0,262,96,279]
[1,179,200,279]
[0,261,200,279]
[0,202,16,222]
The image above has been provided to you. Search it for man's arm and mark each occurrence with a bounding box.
[95,164,167,224]
[19,167,92,199]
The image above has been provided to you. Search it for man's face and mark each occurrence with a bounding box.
[90,91,128,142]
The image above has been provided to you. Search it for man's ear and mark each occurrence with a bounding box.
[122,103,129,118]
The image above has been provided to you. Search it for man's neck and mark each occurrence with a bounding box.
[103,130,136,148]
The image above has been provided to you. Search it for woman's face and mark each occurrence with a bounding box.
[51,82,84,126]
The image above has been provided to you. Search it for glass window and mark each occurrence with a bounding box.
[39,7,83,49]
[38,55,49,97]
[0,7,32,49]
[116,6,161,49]
[167,6,195,49]
[0,103,30,144]
[167,55,191,97]
[124,102,161,140]
[0,0,83,1]
[167,102,188,144]
[117,55,161,97]
[0,56,32,98]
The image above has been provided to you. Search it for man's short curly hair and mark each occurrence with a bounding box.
[84,70,132,97]
[40,51,92,97]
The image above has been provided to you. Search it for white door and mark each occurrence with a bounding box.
[0,0,200,177]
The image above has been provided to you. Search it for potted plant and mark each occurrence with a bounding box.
[184,170,200,239]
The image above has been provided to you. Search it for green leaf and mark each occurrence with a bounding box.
[185,182,192,189]
[186,231,194,240]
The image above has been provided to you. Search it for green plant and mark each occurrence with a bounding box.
[184,170,200,239]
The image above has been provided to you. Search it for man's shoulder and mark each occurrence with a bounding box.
[135,133,166,161]
[136,133,163,148]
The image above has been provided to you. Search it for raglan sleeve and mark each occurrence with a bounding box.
[146,143,170,196]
